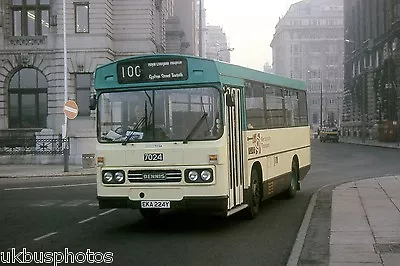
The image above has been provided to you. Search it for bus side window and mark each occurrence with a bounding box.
[265,86,284,128]
[245,82,265,129]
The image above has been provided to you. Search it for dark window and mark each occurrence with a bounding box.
[395,1,400,21]
[265,86,285,128]
[245,82,265,129]
[245,84,307,129]
[11,0,50,36]
[8,68,48,128]
[328,111,335,124]
[284,89,300,127]
[312,113,318,124]
[76,73,92,116]
[74,3,89,33]
[298,91,308,126]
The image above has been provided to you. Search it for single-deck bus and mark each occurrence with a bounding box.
[91,54,311,219]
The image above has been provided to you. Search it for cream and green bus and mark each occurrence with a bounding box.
[91,54,311,219]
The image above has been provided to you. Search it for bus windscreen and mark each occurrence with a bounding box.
[98,87,222,143]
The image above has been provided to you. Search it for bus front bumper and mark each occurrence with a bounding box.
[97,196,228,212]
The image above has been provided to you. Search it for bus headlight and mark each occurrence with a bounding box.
[201,170,212,181]
[103,172,113,183]
[185,169,213,183]
[114,171,125,183]
[188,171,199,181]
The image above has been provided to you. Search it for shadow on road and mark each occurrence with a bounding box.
[104,197,285,235]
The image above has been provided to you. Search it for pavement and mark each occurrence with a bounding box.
[340,136,400,149]
[1,137,400,265]
[0,164,95,178]
[329,176,400,265]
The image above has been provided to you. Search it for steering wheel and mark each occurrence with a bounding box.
[114,126,124,135]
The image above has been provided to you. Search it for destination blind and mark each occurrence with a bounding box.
[117,57,188,84]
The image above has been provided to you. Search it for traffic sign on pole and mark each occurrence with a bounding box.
[64,100,79,119]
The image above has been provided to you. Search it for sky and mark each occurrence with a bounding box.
[204,0,301,71]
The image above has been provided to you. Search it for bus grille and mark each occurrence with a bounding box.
[127,169,182,183]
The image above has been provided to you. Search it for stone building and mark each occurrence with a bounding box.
[166,0,198,55]
[0,0,173,164]
[205,25,231,63]
[271,0,344,130]
[343,0,400,141]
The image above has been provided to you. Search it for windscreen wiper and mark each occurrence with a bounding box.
[183,113,208,144]
[123,101,149,145]
[122,116,147,145]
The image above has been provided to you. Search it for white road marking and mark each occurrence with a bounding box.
[88,203,99,207]
[4,183,96,191]
[30,200,62,207]
[99,209,117,216]
[78,216,97,224]
[34,232,58,241]
[77,209,116,225]
[60,200,90,207]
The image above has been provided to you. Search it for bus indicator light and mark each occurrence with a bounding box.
[209,154,218,163]
[97,156,104,166]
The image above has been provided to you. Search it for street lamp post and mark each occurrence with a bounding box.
[320,80,323,128]
[337,95,341,128]
[62,0,69,172]
[198,0,204,57]
[397,95,400,146]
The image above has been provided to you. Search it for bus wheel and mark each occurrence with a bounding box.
[244,168,261,219]
[140,208,160,219]
[285,162,299,199]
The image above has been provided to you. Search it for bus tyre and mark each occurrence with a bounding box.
[244,168,261,219]
[140,208,160,219]
[285,162,299,199]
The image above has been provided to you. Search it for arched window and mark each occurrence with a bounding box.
[8,68,48,128]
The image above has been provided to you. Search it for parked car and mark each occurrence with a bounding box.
[320,127,339,142]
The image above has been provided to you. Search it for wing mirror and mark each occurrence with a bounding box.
[89,94,97,110]
[225,94,234,107]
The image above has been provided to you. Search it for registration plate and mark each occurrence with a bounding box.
[141,200,170,209]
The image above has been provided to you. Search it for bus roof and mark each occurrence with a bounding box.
[94,54,306,91]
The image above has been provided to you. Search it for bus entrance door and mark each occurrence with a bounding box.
[226,87,245,210]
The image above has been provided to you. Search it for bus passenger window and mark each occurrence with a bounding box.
[245,82,265,129]
[265,86,285,128]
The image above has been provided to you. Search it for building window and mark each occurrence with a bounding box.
[11,0,50,36]
[75,73,92,116]
[312,113,318,124]
[74,3,89,33]
[395,2,400,21]
[8,68,48,128]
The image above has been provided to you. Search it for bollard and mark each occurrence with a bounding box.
[63,147,69,172]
